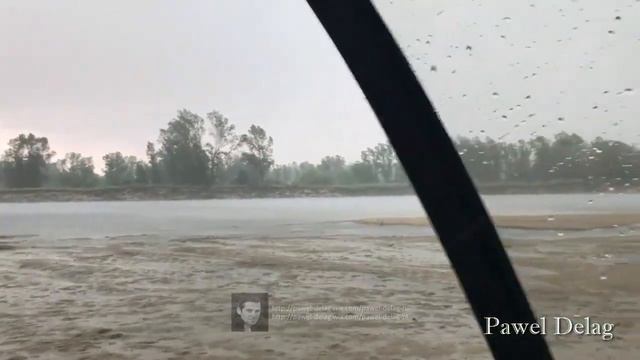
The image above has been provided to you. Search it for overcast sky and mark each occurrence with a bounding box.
[1,0,639,172]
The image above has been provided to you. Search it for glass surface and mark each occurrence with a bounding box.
[373,0,640,358]
[1,1,488,359]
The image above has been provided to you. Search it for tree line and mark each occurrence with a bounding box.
[1,109,639,189]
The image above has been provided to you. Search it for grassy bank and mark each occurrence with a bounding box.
[0,184,415,203]
[0,180,636,203]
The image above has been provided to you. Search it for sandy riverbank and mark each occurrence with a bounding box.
[355,213,640,230]
[0,230,638,359]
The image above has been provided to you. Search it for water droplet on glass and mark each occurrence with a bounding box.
[608,30,616,34]
[479,129,485,133]
[430,65,438,72]
[466,45,473,51]
[491,91,500,97]
[615,16,622,20]
[557,232,565,237]
[623,88,634,94]
[592,105,599,109]
[600,276,607,280]
[588,199,594,205]
[557,117,565,122]
[608,187,615,192]
[547,216,556,222]
[525,95,531,100]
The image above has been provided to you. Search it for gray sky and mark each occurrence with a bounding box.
[2,0,639,172]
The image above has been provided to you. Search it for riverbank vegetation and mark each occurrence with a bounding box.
[2,108,640,198]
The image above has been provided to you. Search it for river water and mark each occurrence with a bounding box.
[2,193,640,240]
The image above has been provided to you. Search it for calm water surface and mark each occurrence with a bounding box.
[1,194,640,239]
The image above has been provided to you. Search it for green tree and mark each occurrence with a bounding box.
[239,125,274,185]
[158,109,209,185]
[205,110,239,184]
[134,161,149,184]
[529,136,554,181]
[361,142,396,183]
[146,142,162,184]
[1,133,55,188]
[57,152,98,187]
[103,152,131,186]
[349,161,377,184]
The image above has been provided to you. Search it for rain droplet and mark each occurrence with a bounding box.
[608,187,615,192]
[599,276,607,280]
[466,45,473,51]
[592,105,599,109]
[430,65,438,72]
[557,117,565,122]
[608,30,615,34]
[525,95,532,99]
[615,16,622,20]
[557,232,565,237]
[588,199,594,205]
[492,91,500,97]
[547,216,556,222]
[623,88,634,94]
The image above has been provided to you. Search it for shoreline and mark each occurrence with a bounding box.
[0,183,637,203]
[354,214,640,230]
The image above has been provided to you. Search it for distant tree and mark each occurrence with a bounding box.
[393,162,410,183]
[548,132,588,180]
[57,152,98,188]
[361,142,396,183]
[205,110,239,184]
[349,161,377,184]
[295,162,332,186]
[134,161,149,184]
[103,152,132,186]
[589,137,637,184]
[239,125,274,185]
[529,136,554,181]
[1,133,55,188]
[146,142,162,184]
[158,109,209,185]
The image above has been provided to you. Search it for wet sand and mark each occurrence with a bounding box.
[0,228,639,359]
[356,213,640,230]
